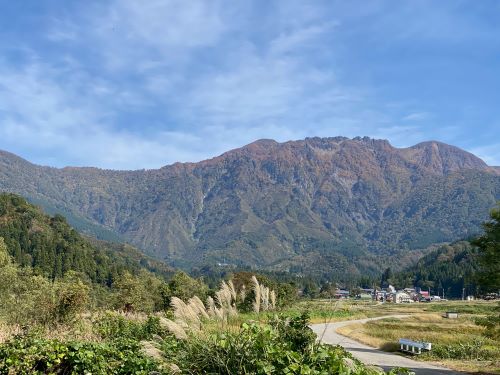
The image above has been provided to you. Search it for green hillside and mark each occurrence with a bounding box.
[392,241,479,298]
[0,193,173,284]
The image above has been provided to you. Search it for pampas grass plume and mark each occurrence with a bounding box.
[251,276,261,313]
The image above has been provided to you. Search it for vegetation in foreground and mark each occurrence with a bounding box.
[0,310,415,375]
[0,229,409,374]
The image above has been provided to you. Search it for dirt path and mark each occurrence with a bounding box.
[311,315,463,375]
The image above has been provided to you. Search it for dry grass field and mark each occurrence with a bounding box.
[332,301,499,374]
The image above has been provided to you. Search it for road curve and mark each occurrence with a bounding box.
[311,315,464,375]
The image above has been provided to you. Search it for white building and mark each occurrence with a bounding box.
[394,291,412,303]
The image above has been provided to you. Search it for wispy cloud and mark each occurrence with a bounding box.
[470,143,500,166]
[402,112,430,121]
[368,125,424,147]
[0,1,498,168]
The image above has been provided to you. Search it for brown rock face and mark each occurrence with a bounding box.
[1,137,499,278]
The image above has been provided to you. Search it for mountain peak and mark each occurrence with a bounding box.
[402,140,487,173]
[0,137,499,278]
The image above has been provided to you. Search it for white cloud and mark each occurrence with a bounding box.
[83,0,229,72]
[179,20,358,132]
[2,1,493,169]
[270,22,337,55]
[46,17,78,42]
[107,0,226,49]
[0,58,179,169]
[469,143,500,166]
[402,112,429,121]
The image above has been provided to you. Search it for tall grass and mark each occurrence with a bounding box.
[161,275,278,339]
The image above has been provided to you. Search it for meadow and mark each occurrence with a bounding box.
[333,300,499,374]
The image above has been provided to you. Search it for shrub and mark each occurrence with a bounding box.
[429,338,494,361]
[54,273,91,323]
[269,312,316,352]
[0,335,165,374]
[164,271,208,305]
[168,314,413,374]
[113,272,155,313]
[475,302,500,340]
[93,313,165,341]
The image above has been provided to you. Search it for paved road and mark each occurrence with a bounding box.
[311,315,463,375]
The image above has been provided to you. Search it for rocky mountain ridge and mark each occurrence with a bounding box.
[1,137,499,279]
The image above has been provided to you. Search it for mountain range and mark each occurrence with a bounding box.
[1,136,499,280]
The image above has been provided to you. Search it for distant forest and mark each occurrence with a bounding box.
[390,241,479,298]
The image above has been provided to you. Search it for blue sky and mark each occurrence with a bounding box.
[0,1,499,169]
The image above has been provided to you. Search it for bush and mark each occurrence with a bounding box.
[169,314,412,374]
[164,271,208,306]
[54,273,91,323]
[429,338,494,361]
[93,313,165,341]
[269,312,316,352]
[0,335,165,374]
[475,302,500,340]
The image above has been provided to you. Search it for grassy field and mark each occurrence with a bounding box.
[333,300,499,374]
[276,298,498,323]
[277,298,404,323]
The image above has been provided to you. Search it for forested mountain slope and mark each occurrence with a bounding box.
[1,137,499,278]
[0,193,173,283]
[392,241,479,298]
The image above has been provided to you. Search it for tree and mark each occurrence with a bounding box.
[350,287,362,298]
[380,267,392,288]
[472,203,500,292]
[0,237,16,307]
[54,271,91,323]
[302,279,320,298]
[0,237,9,267]
[113,272,153,313]
[136,270,166,311]
[319,282,337,298]
[164,271,208,304]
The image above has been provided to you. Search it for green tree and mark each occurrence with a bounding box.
[164,271,208,304]
[472,203,500,292]
[113,272,154,313]
[0,237,9,267]
[302,279,319,298]
[136,269,166,311]
[0,237,17,311]
[54,271,91,323]
[380,267,392,288]
[1,266,56,326]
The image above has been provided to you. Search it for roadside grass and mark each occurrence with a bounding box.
[335,301,500,374]
[278,299,400,324]
[283,299,363,323]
